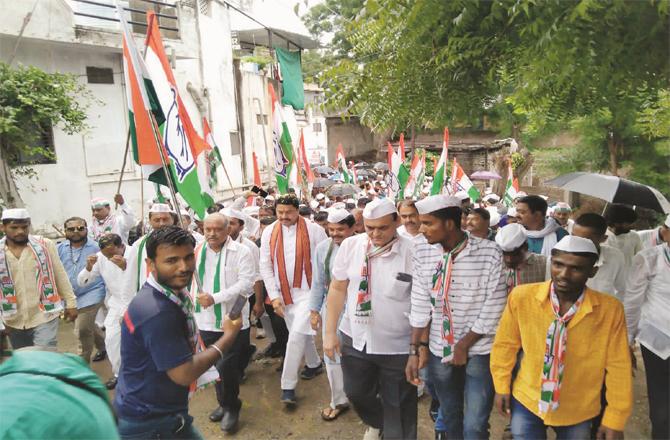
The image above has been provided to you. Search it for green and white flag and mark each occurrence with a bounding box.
[269,83,294,194]
[387,142,410,200]
[336,144,351,184]
[431,127,449,195]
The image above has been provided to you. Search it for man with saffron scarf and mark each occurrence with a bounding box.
[259,194,327,406]
[406,195,507,440]
[324,198,416,440]
[0,208,77,348]
[491,236,632,439]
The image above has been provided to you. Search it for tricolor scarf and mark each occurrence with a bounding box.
[90,215,117,242]
[192,242,226,329]
[505,268,521,295]
[269,217,312,306]
[431,236,468,363]
[150,276,201,397]
[324,239,336,288]
[355,237,398,324]
[539,283,584,414]
[0,236,62,316]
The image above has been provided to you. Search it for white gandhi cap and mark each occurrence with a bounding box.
[149,203,174,214]
[362,198,396,220]
[495,223,527,252]
[1,208,30,220]
[327,208,351,223]
[553,235,598,256]
[221,207,245,222]
[415,195,461,215]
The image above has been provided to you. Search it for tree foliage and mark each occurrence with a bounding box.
[311,0,669,193]
[0,63,92,206]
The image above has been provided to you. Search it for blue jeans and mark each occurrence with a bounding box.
[7,317,59,349]
[422,368,447,432]
[510,398,591,440]
[428,353,494,439]
[118,412,203,440]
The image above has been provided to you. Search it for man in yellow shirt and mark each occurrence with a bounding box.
[491,235,632,439]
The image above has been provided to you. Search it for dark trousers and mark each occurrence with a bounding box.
[641,344,669,440]
[200,328,250,412]
[118,412,202,440]
[341,334,417,440]
[265,303,288,356]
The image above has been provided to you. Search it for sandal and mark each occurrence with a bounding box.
[321,404,349,421]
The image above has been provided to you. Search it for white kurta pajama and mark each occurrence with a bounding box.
[90,203,135,244]
[260,220,327,390]
[77,247,132,376]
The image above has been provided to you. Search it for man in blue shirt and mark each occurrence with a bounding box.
[114,226,241,439]
[516,195,569,257]
[57,216,107,363]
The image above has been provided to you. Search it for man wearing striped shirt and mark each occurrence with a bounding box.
[406,195,507,440]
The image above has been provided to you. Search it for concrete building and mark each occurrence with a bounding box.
[0,0,319,234]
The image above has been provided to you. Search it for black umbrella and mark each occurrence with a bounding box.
[313,178,334,189]
[314,165,336,174]
[356,169,376,178]
[354,161,371,168]
[373,162,389,171]
[326,183,359,197]
[545,172,670,213]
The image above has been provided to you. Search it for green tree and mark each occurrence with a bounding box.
[0,63,92,207]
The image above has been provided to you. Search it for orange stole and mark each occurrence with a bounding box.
[269,217,312,305]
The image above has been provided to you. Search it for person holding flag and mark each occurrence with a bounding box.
[406,195,506,440]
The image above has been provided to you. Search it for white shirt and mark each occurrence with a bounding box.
[605,229,642,266]
[637,227,663,251]
[587,244,627,300]
[90,203,135,244]
[77,247,131,311]
[194,238,255,331]
[397,225,427,244]
[121,234,151,301]
[331,234,415,355]
[410,237,507,357]
[625,244,670,359]
[234,234,262,282]
[260,219,327,304]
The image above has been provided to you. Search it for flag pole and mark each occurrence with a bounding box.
[115,130,132,208]
[217,145,237,197]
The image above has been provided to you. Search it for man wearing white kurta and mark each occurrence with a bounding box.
[324,198,417,440]
[90,195,135,244]
[193,214,254,433]
[77,233,130,389]
[260,195,327,405]
[121,204,175,301]
[624,214,670,440]
[309,208,355,421]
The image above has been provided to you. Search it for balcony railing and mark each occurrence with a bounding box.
[69,0,179,36]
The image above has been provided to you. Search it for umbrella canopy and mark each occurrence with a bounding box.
[354,161,371,168]
[373,162,389,171]
[471,170,502,180]
[356,169,376,178]
[314,165,336,175]
[545,172,670,214]
[313,177,334,189]
[326,183,359,197]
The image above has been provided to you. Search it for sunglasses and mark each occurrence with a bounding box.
[66,226,87,232]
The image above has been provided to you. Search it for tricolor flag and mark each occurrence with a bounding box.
[398,133,406,161]
[202,118,222,192]
[268,83,294,194]
[118,4,164,173]
[144,11,212,219]
[450,158,480,202]
[336,144,351,183]
[431,127,449,195]
[387,142,410,200]
[299,130,315,184]
[405,150,425,198]
[247,151,262,206]
[503,163,519,207]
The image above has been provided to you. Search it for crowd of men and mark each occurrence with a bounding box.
[0,174,668,440]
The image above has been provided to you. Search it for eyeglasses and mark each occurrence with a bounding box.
[66,226,87,232]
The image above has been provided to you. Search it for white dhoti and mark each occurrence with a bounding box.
[281,289,320,390]
[103,306,124,376]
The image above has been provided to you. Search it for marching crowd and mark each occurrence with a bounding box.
[0,173,668,440]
